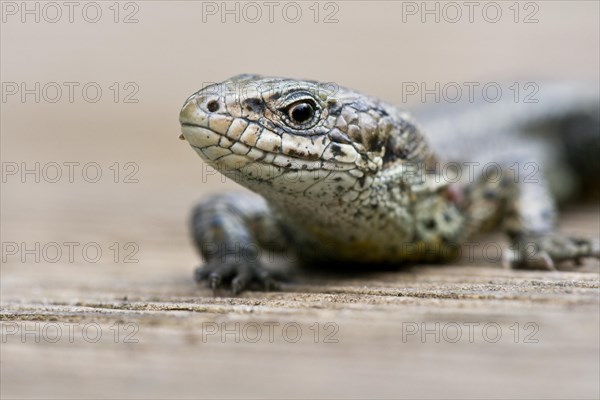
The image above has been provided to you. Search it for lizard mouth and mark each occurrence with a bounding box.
[180,120,367,199]
[180,120,358,173]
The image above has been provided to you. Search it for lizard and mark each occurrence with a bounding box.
[179,74,600,294]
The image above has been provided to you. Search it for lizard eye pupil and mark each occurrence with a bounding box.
[207,100,219,112]
[289,102,314,123]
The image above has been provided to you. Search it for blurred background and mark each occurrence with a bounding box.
[1,1,599,399]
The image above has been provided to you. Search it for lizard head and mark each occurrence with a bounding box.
[180,74,432,205]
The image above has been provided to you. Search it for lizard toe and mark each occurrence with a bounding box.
[194,258,278,295]
[509,233,599,270]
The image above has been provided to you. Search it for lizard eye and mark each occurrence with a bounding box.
[279,96,320,129]
[287,101,314,124]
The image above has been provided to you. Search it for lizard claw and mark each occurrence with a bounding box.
[194,258,280,295]
[255,269,277,291]
[231,272,250,295]
[209,273,222,292]
[536,251,556,271]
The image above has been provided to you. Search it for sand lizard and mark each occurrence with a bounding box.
[179,74,599,294]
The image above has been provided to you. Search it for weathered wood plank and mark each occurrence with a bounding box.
[2,207,598,399]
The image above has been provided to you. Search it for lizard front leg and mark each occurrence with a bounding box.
[191,192,287,294]
[463,167,599,270]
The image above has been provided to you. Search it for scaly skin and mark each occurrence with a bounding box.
[179,74,600,294]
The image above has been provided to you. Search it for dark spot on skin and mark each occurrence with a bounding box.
[357,175,366,187]
[367,135,383,152]
[243,98,264,113]
[383,119,422,165]
[376,107,389,117]
[443,213,452,223]
[424,219,437,230]
[287,148,306,158]
[207,100,219,112]
[273,145,281,152]
[382,136,409,166]
[484,189,496,200]
[327,100,342,116]
[286,147,319,161]
[286,163,292,168]
[330,143,346,157]
[334,177,342,182]
[336,186,344,192]
[396,149,409,159]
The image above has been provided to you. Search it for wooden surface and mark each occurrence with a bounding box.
[1,202,599,399]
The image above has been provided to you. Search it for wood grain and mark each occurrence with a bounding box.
[2,204,598,399]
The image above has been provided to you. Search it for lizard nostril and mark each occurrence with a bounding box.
[207,100,220,112]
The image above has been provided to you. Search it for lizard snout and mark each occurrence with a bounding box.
[179,92,220,149]
[178,87,232,148]
[179,92,223,126]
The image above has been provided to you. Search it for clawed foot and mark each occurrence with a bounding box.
[194,257,279,295]
[503,233,600,270]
